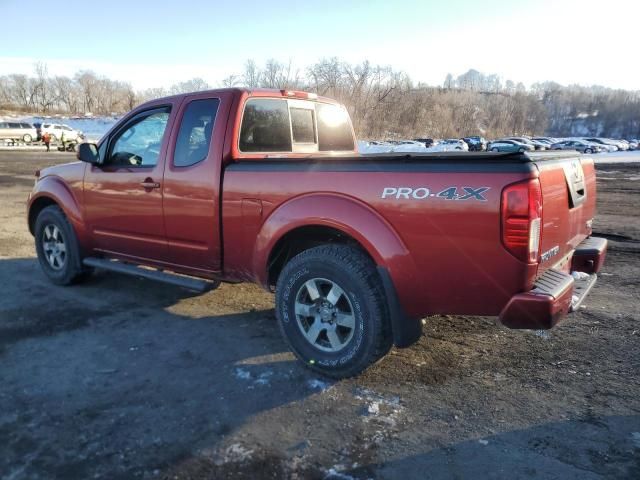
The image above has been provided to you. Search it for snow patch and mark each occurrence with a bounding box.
[571,271,591,281]
[356,388,403,427]
[534,330,551,340]
[324,467,357,480]
[233,367,274,387]
[307,379,331,391]
[214,443,254,465]
[234,367,251,380]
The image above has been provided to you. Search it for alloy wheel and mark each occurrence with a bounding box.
[42,224,66,270]
[294,277,356,352]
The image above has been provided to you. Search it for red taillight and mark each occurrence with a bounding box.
[501,179,542,263]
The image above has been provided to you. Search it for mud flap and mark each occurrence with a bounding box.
[377,266,422,348]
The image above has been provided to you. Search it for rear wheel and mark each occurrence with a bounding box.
[584,148,593,154]
[34,205,90,285]
[275,244,392,378]
[491,147,499,152]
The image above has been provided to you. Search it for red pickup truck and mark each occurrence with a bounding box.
[28,88,607,378]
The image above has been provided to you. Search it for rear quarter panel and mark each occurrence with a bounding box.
[222,160,536,318]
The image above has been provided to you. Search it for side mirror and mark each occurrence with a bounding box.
[77,142,100,164]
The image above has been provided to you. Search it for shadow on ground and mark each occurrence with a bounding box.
[0,258,322,479]
[342,414,640,480]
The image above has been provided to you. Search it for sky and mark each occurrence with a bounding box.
[1,0,639,91]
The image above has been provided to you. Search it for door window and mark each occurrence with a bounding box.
[107,108,170,167]
[174,98,220,167]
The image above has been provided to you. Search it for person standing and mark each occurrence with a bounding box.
[42,132,51,152]
[60,131,65,151]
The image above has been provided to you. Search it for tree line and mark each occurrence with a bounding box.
[1,60,638,139]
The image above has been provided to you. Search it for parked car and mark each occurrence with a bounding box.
[502,137,546,150]
[625,139,638,150]
[0,121,37,143]
[582,138,618,152]
[488,140,534,152]
[41,123,84,143]
[550,140,601,154]
[532,138,555,148]
[392,140,429,152]
[413,138,436,148]
[438,139,469,151]
[28,88,607,378]
[357,140,393,154]
[462,136,487,151]
[610,139,628,151]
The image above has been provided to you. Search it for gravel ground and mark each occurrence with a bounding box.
[0,151,638,480]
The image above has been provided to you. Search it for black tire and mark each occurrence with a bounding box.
[275,244,392,378]
[34,205,89,285]
[491,147,499,152]
[518,148,525,153]
[585,148,592,154]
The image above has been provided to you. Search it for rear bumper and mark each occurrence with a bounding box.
[571,236,608,274]
[498,237,607,329]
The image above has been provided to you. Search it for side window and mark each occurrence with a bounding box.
[8,122,20,128]
[316,103,354,151]
[239,99,292,152]
[107,108,170,167]
[290,108,315,143]
[174,98,220,167]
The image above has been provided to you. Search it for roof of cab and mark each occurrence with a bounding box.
[136,88,341,110]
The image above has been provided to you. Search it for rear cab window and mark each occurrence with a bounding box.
[238,97,354,154]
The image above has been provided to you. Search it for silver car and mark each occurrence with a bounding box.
[551,140,601,154]
[0,121,37,143]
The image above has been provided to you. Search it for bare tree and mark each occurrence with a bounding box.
[169,78,210,95]
[243,60,261,88]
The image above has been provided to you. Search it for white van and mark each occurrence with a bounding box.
[0,121,37,143]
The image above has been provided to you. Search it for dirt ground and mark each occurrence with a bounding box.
[0,151,638,480]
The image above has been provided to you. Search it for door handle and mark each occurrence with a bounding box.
[140,178,160,189]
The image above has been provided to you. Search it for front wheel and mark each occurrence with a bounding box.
[275,245,392,378]
[23,133,33,143]
[518,148,525,153]
[584,148,593,154]
[491,147,499,152]
[34,205,90,285]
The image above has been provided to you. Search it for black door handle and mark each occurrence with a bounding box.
[140,178,160,189]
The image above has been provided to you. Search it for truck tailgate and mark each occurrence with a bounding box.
[534,152,597,274]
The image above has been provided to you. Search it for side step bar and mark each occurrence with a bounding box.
[83,257,219,293]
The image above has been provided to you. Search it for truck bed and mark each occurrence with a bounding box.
[224,150,594,319]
